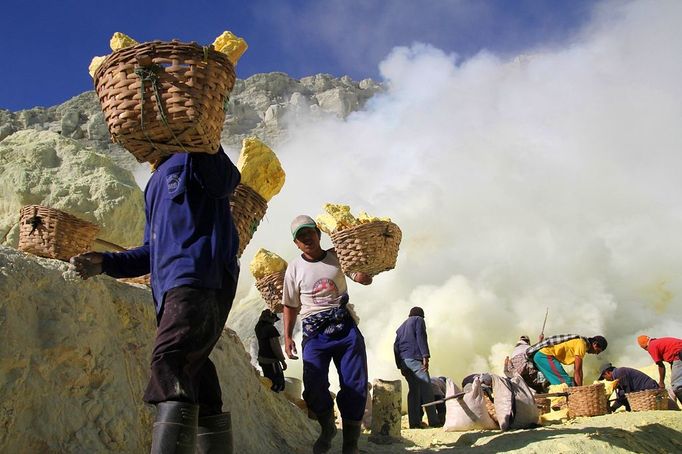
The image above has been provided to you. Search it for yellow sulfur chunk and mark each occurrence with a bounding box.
[357,211,391,224]
[315,214,340,235]
[547,383,569,409]
[249,248,287,280]
[110,32,138,51]
[539,408,568,424]
[236,137,285,202]
[315,204,360,235]
[212,31,248,66]
[599,378,619,397]
[88,55,108,78]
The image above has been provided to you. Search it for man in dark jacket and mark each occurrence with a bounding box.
[70,147,240,454]
[255,309,287,392]
[599,363,659,412]
[394,307,440,428]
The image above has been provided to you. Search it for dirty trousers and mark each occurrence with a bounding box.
[143,284,235,416]
[302,323,368,421]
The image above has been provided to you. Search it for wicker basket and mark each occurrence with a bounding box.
[94,40,236,163]
[255,272,285,313]
[230,184,268,257]
[626,388,669,412]
[330,221,402,276]
[567,383,608,418]
[18,205,99,261]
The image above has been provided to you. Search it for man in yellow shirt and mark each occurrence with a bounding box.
[528,335,607,386]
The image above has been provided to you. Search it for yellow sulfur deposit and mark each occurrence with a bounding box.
[539,408,568,424]
[599,378,619,397]
[236,137,285,202]
[212,31,248,66]
[547,383,569,409]
[110,32,138,51]
[316,204,358,235]
[316,204,392,235]
[249,248,287,280]
[88,55,107,78]
[357,211,391,224]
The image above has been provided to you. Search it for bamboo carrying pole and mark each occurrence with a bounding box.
[422,391,466,407]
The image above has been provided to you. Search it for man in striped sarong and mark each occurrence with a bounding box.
[527,334,607,386]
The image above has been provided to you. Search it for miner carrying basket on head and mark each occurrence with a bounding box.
[282,215,373,454]
[71,147,241,454]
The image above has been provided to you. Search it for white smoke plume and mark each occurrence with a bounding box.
[229,0,682,387]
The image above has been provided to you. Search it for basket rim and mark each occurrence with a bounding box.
[94,39,232,81]
[330,219,401,239]
[20,204,99,230]
[567,383,605,393]
[625,388,668,397]
[255,270,286,282]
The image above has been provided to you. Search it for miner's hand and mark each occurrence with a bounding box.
[69,252,104,280]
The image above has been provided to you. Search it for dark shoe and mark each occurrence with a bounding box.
[341,419,361,454]
[197,412,232,454]
[312,409,337,454]
[150,401,199,454]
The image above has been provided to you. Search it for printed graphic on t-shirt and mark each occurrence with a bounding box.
[312,278,338,305]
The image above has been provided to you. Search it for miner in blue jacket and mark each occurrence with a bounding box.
[71,147,240,454]
[394,306,440,428]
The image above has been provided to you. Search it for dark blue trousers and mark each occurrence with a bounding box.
[302,324,368,421]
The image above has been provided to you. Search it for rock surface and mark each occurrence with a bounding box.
[0,129,145,249]
[0,73,383,173]
[0,246,317,453]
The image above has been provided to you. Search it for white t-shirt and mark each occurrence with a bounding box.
[283,249,349,320]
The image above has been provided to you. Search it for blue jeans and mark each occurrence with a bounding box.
[302,323,368,421]
[400,358,438,427]
[672,358,682,401]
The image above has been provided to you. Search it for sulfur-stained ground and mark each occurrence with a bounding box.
[335,411,682,453]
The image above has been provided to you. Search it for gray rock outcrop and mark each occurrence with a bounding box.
[0,73,382,166]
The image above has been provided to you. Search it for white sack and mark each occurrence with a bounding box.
[491,373,540,430]
[443,377,498,431]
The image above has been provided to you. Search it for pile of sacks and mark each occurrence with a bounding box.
[443,373,540,432]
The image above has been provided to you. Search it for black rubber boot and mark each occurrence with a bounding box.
[150,401,199,454]
[341,419,361,454]
[312,409,337,454]
[196,412,232,454]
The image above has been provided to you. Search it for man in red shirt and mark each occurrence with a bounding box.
[638,335,682,402]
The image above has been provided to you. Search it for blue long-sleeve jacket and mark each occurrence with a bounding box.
[101,148,241,315]
[394,315,430,367]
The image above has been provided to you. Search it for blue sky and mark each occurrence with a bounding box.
[0,0,596,111]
